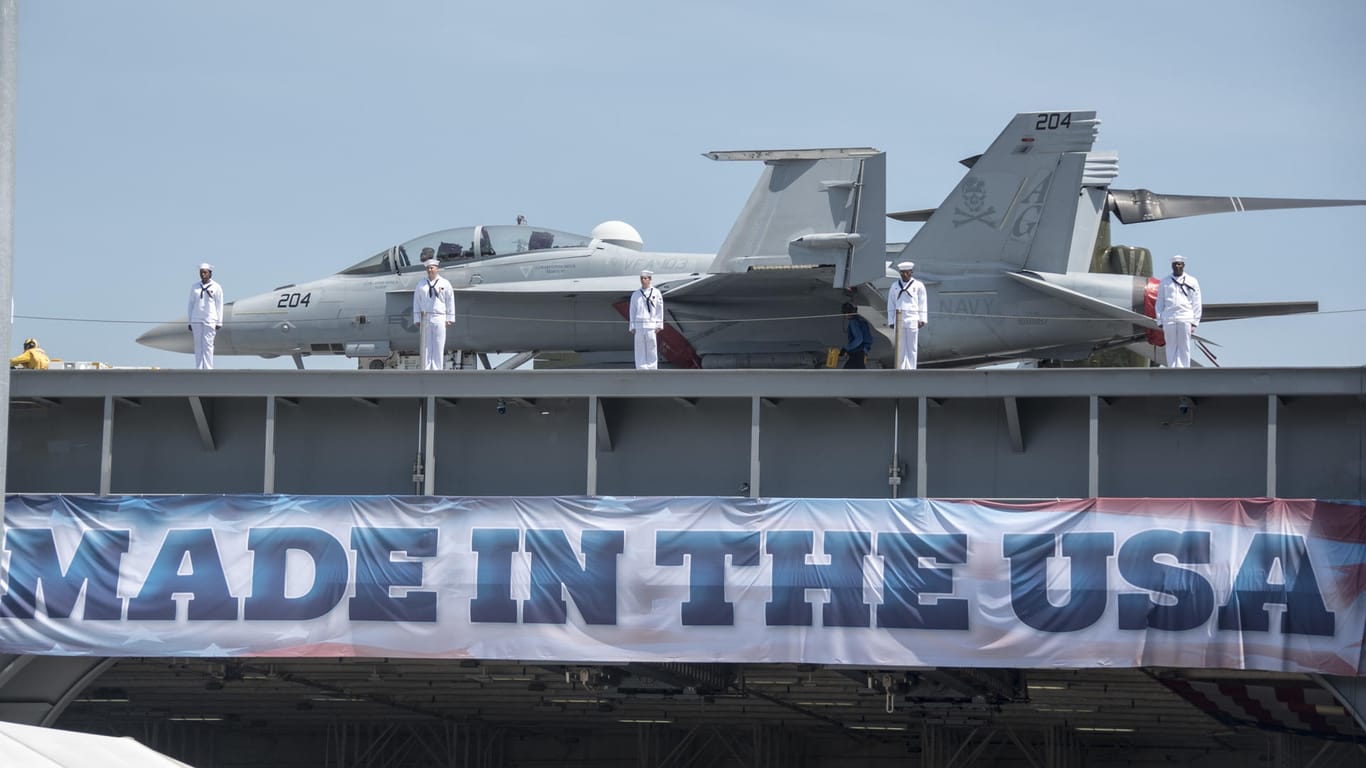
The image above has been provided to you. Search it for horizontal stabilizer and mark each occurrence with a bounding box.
[707,148,886,288]
[1109,189,1366,224]
[888,208,935,222]
[703,148,878,162]
[1006,271,1158,329]
[1201,301,1319,322]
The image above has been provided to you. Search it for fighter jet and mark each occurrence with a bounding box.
[137,111,1364,368]
[879,110,1362,366]
[137,147,888,369]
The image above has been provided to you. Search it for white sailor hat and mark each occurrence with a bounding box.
[1170,254,1186,263]
[895,261,914,271]
[198,263,214,272]
[423,259,440,268]
[640,269,654,277]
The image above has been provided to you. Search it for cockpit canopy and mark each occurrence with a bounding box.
[339,225,593,276]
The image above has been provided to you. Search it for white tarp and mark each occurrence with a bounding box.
[0,720,193,767]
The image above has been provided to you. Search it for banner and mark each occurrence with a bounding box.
[1,495,1363,674]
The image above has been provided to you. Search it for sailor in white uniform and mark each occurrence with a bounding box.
[412,259,456,370]
[629,270,664,369]
[885,260,928,370]
[187,262,225,370]
[1154,254,1202,368]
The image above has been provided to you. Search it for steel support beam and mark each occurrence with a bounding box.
[586,395,598,495]
[0,654,33,689]
[749,396,760,498]
[1267,394,1279,497]
[187,395,215,451]
[1317,674,1366,735]
[917,396,928,497]
[0,656,115,726]
[264,396,276,493]
[1088,395,1099,497]
[100,394,113,495]
[424,395,436,495]
[0,0,17,502]
[1004,396,1024,453]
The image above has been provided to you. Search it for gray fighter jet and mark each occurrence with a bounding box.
[136,146,887,369]
[137,111,1363,368]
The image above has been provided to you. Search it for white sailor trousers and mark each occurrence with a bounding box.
[421,321,447,370]
[634,329,659,369]
[193,324,216,370]
[1164,321,1193,368]
[895,321,920,370]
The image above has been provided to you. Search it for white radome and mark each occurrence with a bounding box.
[591,220,644,250]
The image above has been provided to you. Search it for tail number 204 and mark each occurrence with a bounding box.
[1034,112,1072,130]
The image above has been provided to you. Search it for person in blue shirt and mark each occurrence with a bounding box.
[841,302,872,369]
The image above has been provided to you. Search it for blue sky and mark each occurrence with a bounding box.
[12,1,1366,368]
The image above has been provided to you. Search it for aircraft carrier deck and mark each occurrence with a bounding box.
[3,366,1365,768]
[7,366,1364,498]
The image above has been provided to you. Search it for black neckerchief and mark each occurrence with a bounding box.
[1173,274,1191,297]
[427,279,440,298]
[198,281,214,299]
[641,288,654,312]
[897,278,916,300]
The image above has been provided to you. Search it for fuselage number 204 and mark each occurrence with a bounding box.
[277,292,312,308]
[1035,112,1072,130]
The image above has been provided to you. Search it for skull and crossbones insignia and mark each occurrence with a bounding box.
[953,176,998,228]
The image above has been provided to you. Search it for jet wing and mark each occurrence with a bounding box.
[389,268,849,367]
[657,266,839,301]
[1200,301,1318,321]
[650,267,852,364]
[1007,272,1319,330]
[442,273,706,295]
[920,332,1153,368]
[1108,190,1366,225]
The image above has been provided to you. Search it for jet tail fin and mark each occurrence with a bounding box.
[705,148,886,288]
[901,111,1107,274]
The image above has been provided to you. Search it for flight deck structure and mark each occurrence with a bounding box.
[2,366,1365,768]
[6,367,1364,499]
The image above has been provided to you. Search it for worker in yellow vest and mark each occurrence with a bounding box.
[10,338,50,370]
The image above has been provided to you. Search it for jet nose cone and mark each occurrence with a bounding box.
[137,320,194,353]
